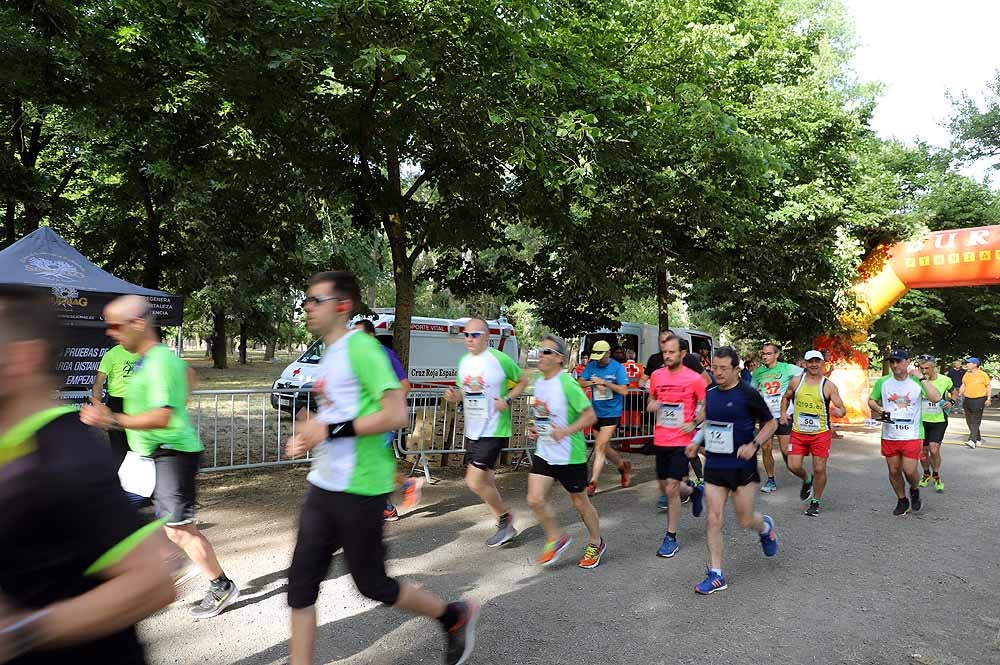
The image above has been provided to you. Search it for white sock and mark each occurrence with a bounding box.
[710,568,723,576]
[759,520,772,536]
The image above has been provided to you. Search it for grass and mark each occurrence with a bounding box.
[183,349,301,391]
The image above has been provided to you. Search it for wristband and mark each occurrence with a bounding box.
[504,397,512,406]
[327,420,357,439]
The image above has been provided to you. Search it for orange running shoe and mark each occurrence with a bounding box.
[578,539,607,569]
[536,534,572,566]
[401,477,424,510]
[619,460,632,488]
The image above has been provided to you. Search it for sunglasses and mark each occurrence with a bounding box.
[540,348,563,356]
[463,332,485,339]
[303,295,340,306]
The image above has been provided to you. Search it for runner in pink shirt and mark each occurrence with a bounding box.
[647,334,707,559]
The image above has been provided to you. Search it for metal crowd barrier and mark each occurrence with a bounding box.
[63,386,658,475]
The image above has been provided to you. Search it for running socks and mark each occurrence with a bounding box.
[666,531,677,540]
[210,575,232,590]
[438,603,461,631]
[759,521,772,536]
[710,568,723,576]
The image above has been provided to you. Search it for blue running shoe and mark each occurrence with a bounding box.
[690,483,704,518]
[657,495,668,512]
[759,515,778,557]
[656,533,679,558]
[695,569,728,595]
[761,479,777,493]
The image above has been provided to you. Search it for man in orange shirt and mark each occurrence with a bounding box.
[960,357,992,449]
[623,350,645,388]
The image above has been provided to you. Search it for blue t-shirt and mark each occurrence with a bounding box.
[581,359,629,419]
[703,381,773,470]
[384,347,406,381]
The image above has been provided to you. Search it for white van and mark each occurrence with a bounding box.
[271,313,519,409]
[577,324,716,366]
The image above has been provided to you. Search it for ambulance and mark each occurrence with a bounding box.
[271,312,519,410]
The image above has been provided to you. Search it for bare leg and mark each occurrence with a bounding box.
[589,426,616,484]
[886,455,906,498]
[777,435,790,466]
[290,606,317,665]
[465,465,507,519]
[526,474,560,541]
[901,457,920,489]
[393,581,447,617]
[164,524,223,580]
[920,446,932,477]
[929,442,942,473]
[811,456,829,501]
[569,492,602,543]
[761,438,775,479]
[704,483,729,570]
[730,483,766,533]
[665,478,694,534]
[785,455,809,482]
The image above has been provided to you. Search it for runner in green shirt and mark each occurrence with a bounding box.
[81,295,237,620]
[92,344,139,467]
[283,271,478,665]
[751,343,803,493]
[916,356,954,493]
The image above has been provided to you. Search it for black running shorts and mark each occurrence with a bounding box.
[923,420,947,446]
[288,486,400,609]
[703,465,760,491]
[465,437,507,470]
[655,447,690,481]
[530,456,589,493]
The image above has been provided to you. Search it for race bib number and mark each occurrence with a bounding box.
[884,417,917,439]
[765,394,782,417]
[118,451,156,498]
[924,400,943,416]
[657,402,684,428]
[593,384,613,401]
[704,420,734,454]
[464,393,489,420]
[796,411,821,434]
[535,419,555,445]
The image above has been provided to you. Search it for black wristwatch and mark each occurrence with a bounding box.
[504,397,513,406]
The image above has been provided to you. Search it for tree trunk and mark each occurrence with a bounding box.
[4,201,15,248]
[239,318,248,365]
[366,285,377,310]
[384,209,414,367]
[656,269,670,332]
[264,339,276,361]
[211,305,227,369]
[138,171,162,289]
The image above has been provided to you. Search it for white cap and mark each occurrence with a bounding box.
[804,350,824,361]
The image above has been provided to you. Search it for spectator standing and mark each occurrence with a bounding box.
[960,357,992,449]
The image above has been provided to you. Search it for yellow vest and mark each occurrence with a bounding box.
[792,377,829,434]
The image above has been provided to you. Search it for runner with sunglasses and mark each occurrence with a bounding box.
[526,336,607,569]
[445,317,529,547]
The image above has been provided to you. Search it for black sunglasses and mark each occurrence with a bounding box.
[463,332,485,339]
[540,348,563,356]
[303,295,340,306]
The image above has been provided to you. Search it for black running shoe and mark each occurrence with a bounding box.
[445,600,479,665]
[892,498,910,516]
[799,475,813,501]
[909,488,921,512]
[804,500,820,517]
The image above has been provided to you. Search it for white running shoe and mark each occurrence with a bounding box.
[965,439,977,449]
